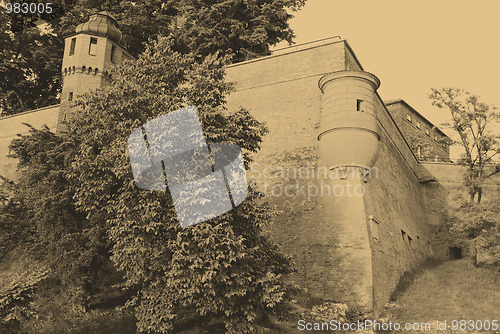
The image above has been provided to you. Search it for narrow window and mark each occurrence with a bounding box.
[434,134,438,142]
[406,114,412,123]
[68,92,73,101]
[356,99,367,112]
[425,128,430,136]
[369,216,380,241]
[69,38,76,56]
[111,44,116,63]
[401,230,407,242]
[89,37,98,55]
[408,236,413,247]
[416,121,421,129]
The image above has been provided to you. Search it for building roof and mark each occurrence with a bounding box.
[384,99,450,138]
[73,11,126,47]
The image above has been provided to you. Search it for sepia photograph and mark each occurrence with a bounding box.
[0,0,499,333]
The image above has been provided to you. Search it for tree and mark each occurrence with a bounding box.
[0,11,62,116]
[4,36,294,333]
[429,88,500,203]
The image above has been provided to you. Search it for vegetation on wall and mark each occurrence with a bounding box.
[0,37,295,333]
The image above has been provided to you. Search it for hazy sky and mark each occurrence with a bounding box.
[272,0,500,158]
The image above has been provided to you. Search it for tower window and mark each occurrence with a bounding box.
[68,92,73,101]
[434,134,438,142]
[356,99,367,112]
[416,120,421,129]
[69,38,76,56]
[425,128,430,136]
[111,44,117,63]
[406,114,412,123]
[89,37,98,55]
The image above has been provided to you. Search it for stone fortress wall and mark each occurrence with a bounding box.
[226,38,435,315]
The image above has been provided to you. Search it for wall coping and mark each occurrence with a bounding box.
[227,36,345,68]
[0,104,60,120]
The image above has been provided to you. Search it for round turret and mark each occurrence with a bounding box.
[317,70,381,172]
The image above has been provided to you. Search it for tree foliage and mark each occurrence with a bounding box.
[429,88,500,203]
[0,11,62,116]
[3,36,294,333]
[448,193,500,267]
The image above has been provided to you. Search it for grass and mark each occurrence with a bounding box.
[383,259,500,333]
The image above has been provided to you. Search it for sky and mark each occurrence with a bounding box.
[272,0,500,159]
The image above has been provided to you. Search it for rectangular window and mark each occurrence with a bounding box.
[401,230,407,242]
[406,114,412,123]
[89,37,97,55]
[416,121,421,129]
[425,128,430,136]
[68,92,73,101]
[356,99,366,112]
[434,134,438,141]
[69,38,76,56]
[111,44,116,63]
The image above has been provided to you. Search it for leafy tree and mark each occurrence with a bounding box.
[4,124,109,314]
[429,88,500,203]
[5,36,294,333]
[0,11,62,116]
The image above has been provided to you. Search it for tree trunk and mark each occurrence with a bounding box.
[469,190,475,203]
[476,188,482,203]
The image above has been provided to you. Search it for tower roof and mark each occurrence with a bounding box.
[75,11,125,47]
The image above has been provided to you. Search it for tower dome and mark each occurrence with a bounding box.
[75,11,125,47]
[317,70,381,174]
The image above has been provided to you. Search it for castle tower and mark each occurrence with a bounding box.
[317,70,381,177]
[57,11,134,131]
